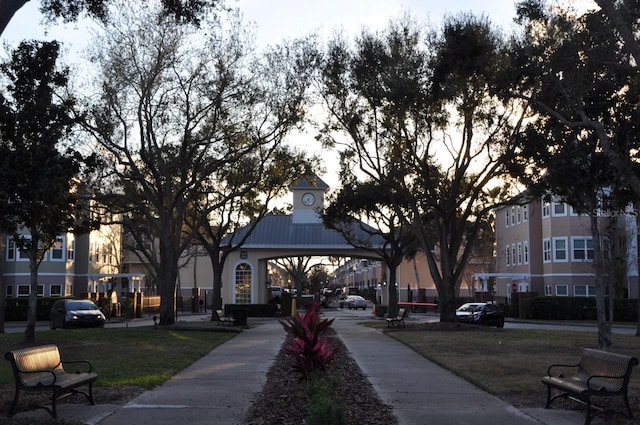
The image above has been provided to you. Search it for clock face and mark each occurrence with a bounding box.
[302,192,316,206]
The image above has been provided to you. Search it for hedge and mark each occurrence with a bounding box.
[526,296,638,322]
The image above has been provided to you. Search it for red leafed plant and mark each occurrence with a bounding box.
[280,302,337,381]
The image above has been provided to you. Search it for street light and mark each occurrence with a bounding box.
[352,265,358,290]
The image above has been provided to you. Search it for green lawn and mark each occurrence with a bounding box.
[0,325,236,389]
[380,322,640,395]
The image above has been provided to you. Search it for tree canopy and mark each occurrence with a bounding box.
[318,15,529,322]
[0,0,219,36]
[0,40,91,341]
[82,3,317,325]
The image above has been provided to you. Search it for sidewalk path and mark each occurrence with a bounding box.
[98,319,284,425]
[328,310,589,425]
[23,319,286,425]
[15,311,593,425]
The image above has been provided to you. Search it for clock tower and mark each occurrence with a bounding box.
[291,177,328,224]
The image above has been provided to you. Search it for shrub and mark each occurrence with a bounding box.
[280,302,336,381]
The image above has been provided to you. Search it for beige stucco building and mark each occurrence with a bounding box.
[495,196,639,300]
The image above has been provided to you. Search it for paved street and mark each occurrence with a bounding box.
[5,307,637,335]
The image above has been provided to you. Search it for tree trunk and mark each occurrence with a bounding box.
[210,259,223,320]
[438,274,458,323]
[158,270,177,325]
[387,264,399,318]
[0,252,6,333]
[24,255,38,343]
[590,212,612,348]
[157,237,179,325]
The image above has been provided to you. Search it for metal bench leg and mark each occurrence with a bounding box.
[7,388,19,417]
[544,385,553,409]
[88,382,95,405]
[51,390,58,418]
[584,398,592,425]
[624,391,634,418]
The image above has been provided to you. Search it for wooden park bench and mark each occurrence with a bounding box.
[5,344,97,418]
[385,307,407,328]
[542,348,639,425]
[215,309,236,326]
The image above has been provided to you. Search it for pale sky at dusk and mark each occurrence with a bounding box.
[1,0,597,190]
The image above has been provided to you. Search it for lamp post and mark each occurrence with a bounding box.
[352,265,357,291]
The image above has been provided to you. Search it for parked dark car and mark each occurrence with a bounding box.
[456,302,504,328]
[50,299,106,329]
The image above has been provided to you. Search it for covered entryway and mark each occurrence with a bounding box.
[220,178,387,307]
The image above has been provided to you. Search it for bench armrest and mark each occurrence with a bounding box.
[547,363,579,376]
[62,360,93,374]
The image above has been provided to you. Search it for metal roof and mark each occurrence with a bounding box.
[290,176,330,191]
[223,214,386,250]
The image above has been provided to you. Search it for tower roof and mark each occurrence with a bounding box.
[290,176,330,191]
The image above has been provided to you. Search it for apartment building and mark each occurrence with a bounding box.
[495,197,639,299]
[2,222,125,299]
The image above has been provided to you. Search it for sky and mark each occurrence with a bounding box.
[2,0,524,60]
[1,0,596,191]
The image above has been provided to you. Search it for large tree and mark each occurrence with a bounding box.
[318,16,529,322]
[0,0,218,36]
[84,2,315,325]
[513,0,640,203]
[0,40,90,342]
[513,0,640,337]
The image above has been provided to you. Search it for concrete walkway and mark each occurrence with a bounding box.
[13,312,596,425]
[330,311,589,425]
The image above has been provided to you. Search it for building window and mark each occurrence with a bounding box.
[523,241,529,264]
[556,285,569,296]
[517,206,522,224]
[511,206,516,225]
[17,237,31,261]
[574,285,596,297]
[6,238,15,261]
[234,263,252,304]
[506,246,511,267]
[543,238,551,263]
[6,285,13,298]
[572,238,594,261]
[523,205,528,222]
[517,242,523,265]
[17,285,30,297]
[50,237,65,261]
[552,202,567,216]
[542,201,550,218]
[511,244,516,267]
[545,285,553,296]
[505,209,510,228]
[50,285,63,297]
[553,237,568,262]
[37,285,44,297]
[67,239,75,261]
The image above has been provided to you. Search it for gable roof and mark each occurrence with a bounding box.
[223,214,386,250]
